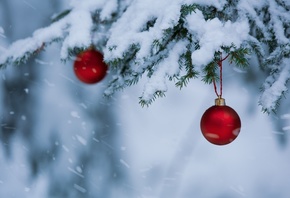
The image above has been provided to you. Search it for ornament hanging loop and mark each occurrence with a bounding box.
[213,52,229,100]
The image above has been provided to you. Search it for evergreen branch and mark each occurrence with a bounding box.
[1,0,289,113]
[139,91,166,107]
[201,51,224,84]
[104,76,126,97]
[202,61,219,84]
[105,3,195,106]
[264,44,290,67]
[138,40,189,105]
[51,9,71,23]
[247,37,266,67]
[175,72,197,89]
[199,46,250,87]
[181,4,198,17]
[229,48,250,68]
[0,37,62,68]
[105,44,147,94]
[176,49,198,89]
[66,46,89,59]
[259,59,290,114]
[0,16,68,68]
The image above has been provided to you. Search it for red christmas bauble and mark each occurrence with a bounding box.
[74,48,108,84]
[200,98,241,145]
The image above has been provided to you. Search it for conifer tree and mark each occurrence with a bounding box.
[0,0,289,113]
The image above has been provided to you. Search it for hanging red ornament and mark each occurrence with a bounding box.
[200,98,241,145]
[74,48,108,84]
[200,52,241,145]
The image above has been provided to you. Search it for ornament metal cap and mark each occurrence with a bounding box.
[215,97,226,106]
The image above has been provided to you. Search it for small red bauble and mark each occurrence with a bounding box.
[200,98,241,145]
[74,48,108,84]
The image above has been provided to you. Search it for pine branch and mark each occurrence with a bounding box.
[139,90,166,107]
[0,0,289,112]
[229,47,250,68]
[259,59,290,114]
[181,4,197,17]
[175,72,197,89]
[0,1,122,67]
[175,49,198,89]
[0,20,66,68]
[264,44,290,67]
[0,6,95,66]
[51,9,71,23]
[247,36,266,67]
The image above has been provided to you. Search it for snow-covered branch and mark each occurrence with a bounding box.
[0,0,120,67]
[0,0,289,112]
[260,58,290,113]
[140,39,189,105]
[0,19,67,67]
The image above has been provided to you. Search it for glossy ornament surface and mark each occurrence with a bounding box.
[200,99,241,145]
[74,49,108,84]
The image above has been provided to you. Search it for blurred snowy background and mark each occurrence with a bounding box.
[0,0,290,198]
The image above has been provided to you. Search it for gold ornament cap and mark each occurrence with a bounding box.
[215,97,226,106]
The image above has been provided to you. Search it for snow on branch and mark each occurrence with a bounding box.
[259,58,290,113]
[0,0,119,67]
[103,0,253,104]
[0,0,289,111]
[238,0,289,44]
[104,0,183,62]
[238,0,290,112]
[0,19,67,68]
[60,9,93,60]
[268,0,290,44]
[185,9,249,68]
[140,40,189,106]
